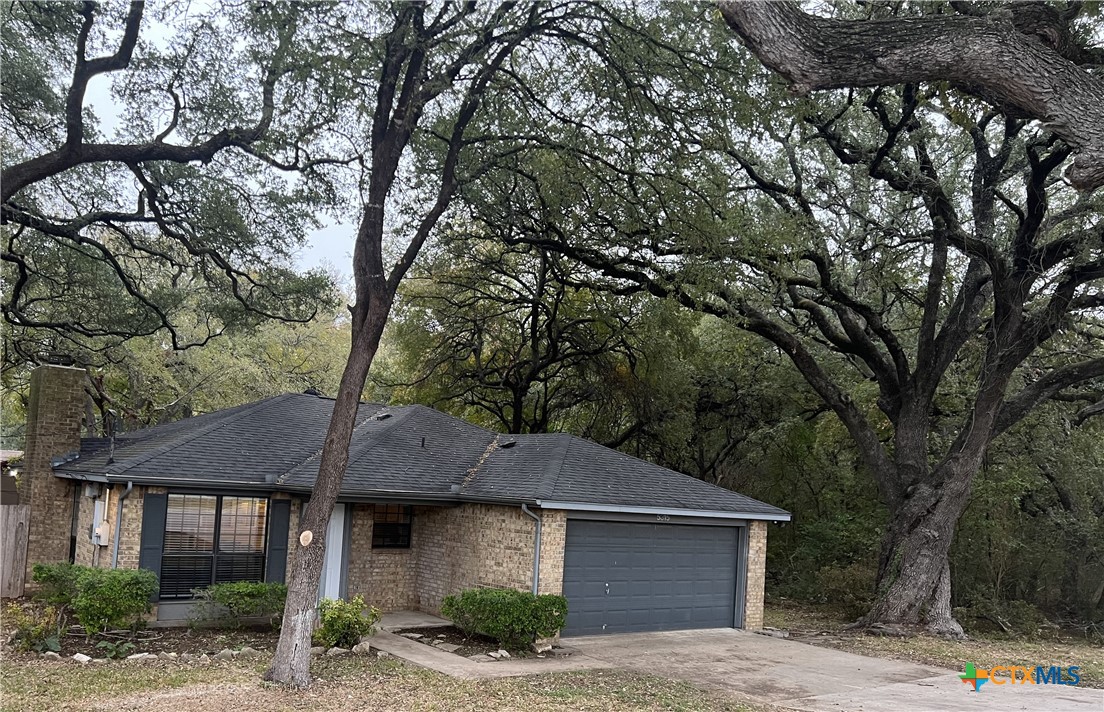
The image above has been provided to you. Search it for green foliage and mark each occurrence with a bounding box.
[954,596,1051,638]
[441,588,567,648]
[33,563,158,634]
[31,562,82,607]
[815,563,877,619]
[312,596,380,649]
[2,1,340,366]
[3,602,62,652]
[69,567,158,635]
[189,581,287,628]
[95,640,137,659]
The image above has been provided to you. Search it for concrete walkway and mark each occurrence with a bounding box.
[562,628,1104,712]
[369,630,606,680]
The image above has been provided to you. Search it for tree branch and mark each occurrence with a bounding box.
[718,0,1104,191]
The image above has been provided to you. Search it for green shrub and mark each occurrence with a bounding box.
[95,640,136,659]
[31,562,82,607]
[312,596,380,649]
[441,588,567,648]
[954,596,1051,637]
[815,562,876,619]
[4,602,63,652]
[190,581,287,628]
[71,567,158,634]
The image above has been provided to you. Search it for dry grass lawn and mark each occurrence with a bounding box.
[765,600,1104,689]
[0,653,760,712]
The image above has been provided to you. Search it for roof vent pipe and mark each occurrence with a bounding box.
[521,504,541,596]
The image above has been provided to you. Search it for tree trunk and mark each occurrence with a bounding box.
[859,468,973,637]
[265,299,390,686]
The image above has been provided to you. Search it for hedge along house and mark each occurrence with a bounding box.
[21,365,789,636]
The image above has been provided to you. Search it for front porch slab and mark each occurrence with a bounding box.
[378,611,451,631]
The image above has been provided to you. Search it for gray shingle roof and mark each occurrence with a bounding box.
[55,393,788,519]
[470,434,788,517]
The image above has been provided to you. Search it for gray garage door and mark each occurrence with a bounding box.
[561,519,739,636]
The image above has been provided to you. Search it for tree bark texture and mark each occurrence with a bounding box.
[263,1,566,684]
[862,466,974,637]
[717,1,1104,191]
[264,295,389,686]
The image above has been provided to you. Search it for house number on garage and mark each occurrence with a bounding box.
[655,514,671,522]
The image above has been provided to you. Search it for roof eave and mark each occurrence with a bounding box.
[54,470,271,491]
[534,500,792,522]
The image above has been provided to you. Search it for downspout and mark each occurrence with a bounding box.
[110,481,134,569]
[521,504,541,595]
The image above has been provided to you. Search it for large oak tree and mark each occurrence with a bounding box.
[453,0,1104,635]
[1,1,336,368]
[263,1,635,685]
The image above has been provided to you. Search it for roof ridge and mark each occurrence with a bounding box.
[274,401,387,485]
[103,394,292,476]
[534,433,573,500]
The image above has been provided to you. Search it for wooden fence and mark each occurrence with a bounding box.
[1,504,29,598]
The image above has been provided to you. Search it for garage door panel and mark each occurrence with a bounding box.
[562,520,739,636]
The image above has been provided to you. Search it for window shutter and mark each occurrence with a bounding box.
[265,499,291,584]
[138,492,168,600]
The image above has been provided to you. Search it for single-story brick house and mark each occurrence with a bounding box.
[20,365,789,636]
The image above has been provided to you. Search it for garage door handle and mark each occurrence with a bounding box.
[605,582,609,595]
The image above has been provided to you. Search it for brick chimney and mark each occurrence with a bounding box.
[20,365,86,576]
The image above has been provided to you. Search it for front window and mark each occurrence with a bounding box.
[160,494,268,599]
[372,504,412,549]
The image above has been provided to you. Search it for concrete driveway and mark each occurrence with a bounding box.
[562,629,1103,712]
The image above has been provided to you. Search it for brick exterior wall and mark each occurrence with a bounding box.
[537,508,567,595]
[412,503,550,614]
[21,365,85,579]
[339,503,567,614]
[115,486,158,569]
[744,520,767,629]
[72,485,158,570]
[345,503,416,610]
[73,486,96,567]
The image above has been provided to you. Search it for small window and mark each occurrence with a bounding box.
[372,504,412,549]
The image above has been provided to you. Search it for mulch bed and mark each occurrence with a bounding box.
[392,626,535,659]
[54,626,280,659]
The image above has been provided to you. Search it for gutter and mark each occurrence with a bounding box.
[520,504,542,595]
[535,500,792,522]
[110,481,134,568]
